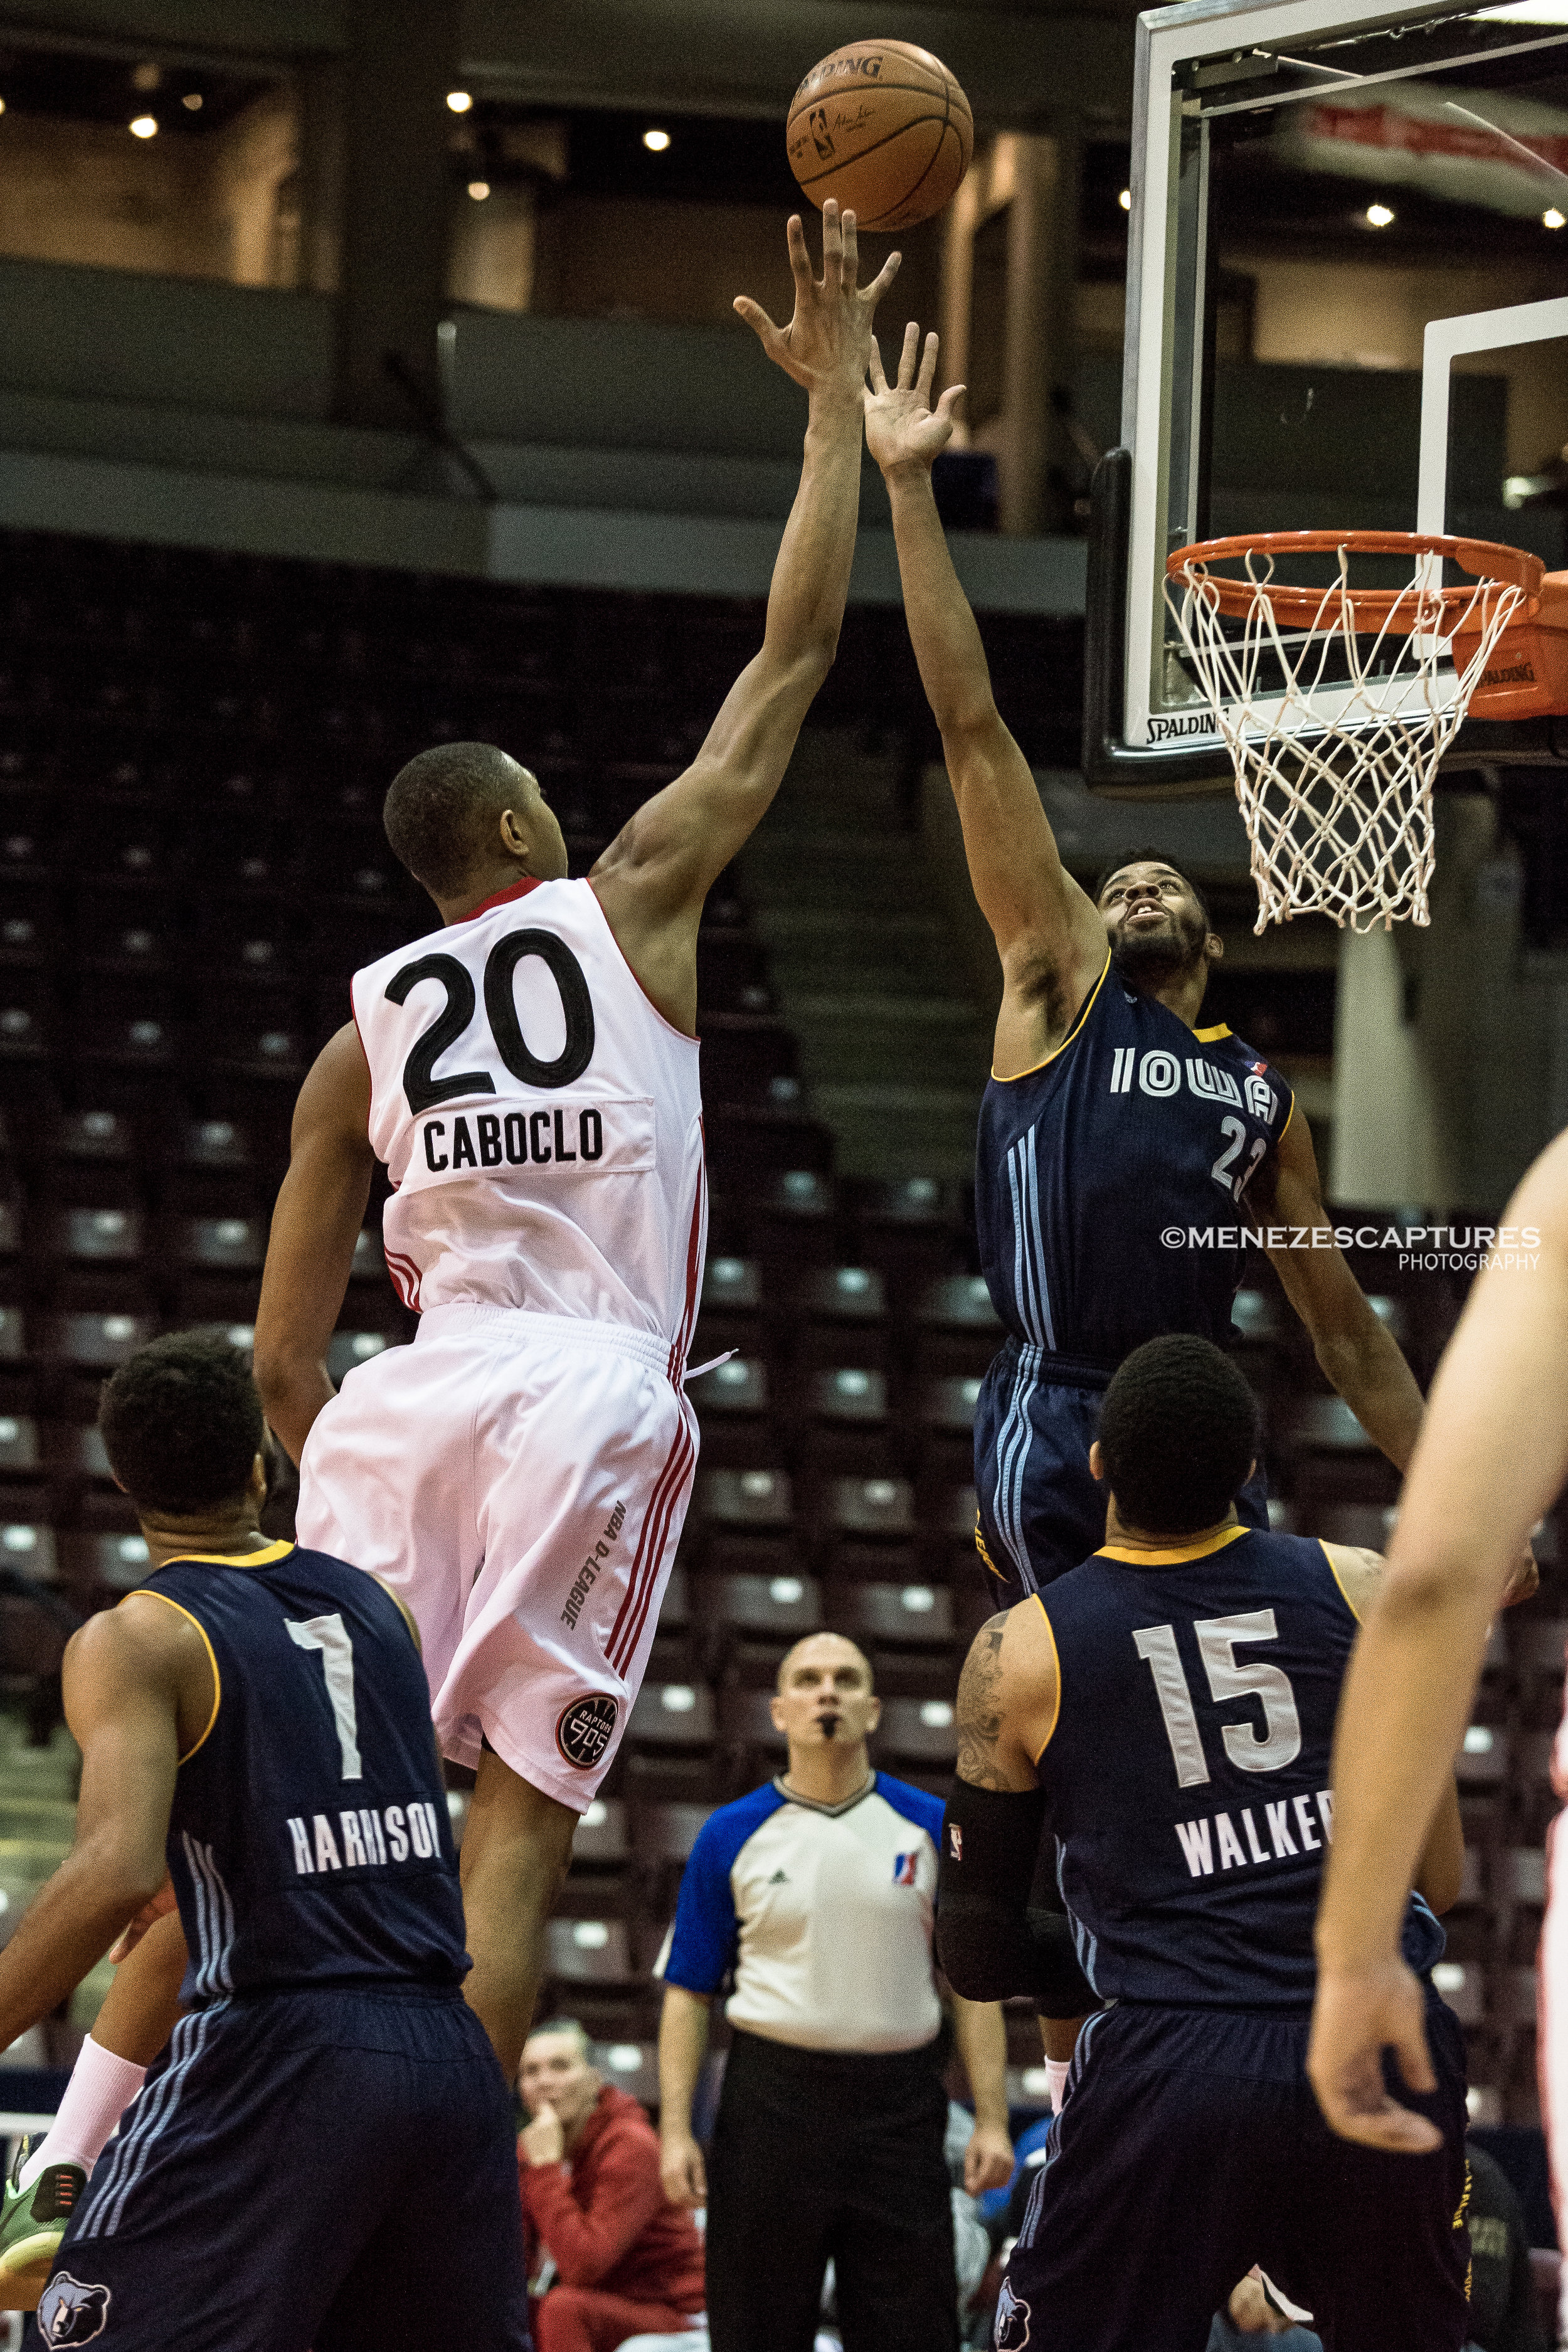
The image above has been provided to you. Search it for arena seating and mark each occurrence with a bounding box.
[0,523,1560,2120]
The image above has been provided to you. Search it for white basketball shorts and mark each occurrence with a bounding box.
[295,1303,698,1811]
[1542,1667,1568,2328]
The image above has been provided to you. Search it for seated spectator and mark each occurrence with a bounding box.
[521,2018,707,2352]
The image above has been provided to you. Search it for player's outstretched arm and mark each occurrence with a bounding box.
[253,1022,375,1466]
[948,1994,1015,2193]
[865,324,1106,1077]
[591,203,898,1034]
[1254,1111,1426,1472]
[1310,1128,1568,2151]
[0,1607,186,2051]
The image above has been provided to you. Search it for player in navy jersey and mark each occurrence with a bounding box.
[0,1332,528,2351]
[938,1334,1470,2351]
[863,331,1431,1612]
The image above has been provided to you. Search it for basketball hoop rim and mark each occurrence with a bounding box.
[1165,529,1543,629]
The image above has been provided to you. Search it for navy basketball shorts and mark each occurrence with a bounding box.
[975,1343,1270,1609]
[1000,1996,1471,2352]
[27,1986,529,2352]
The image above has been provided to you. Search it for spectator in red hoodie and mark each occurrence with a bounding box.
[520,2018,707,2352]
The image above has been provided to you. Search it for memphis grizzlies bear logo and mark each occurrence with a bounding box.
[38,2274,112,2344]
[995,2276,1032,2348]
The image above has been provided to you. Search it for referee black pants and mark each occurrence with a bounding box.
[705,2028,960,2352]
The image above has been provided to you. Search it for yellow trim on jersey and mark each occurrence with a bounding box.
[975,1517,1006,1581]
[1321,1540,1364,1625]
[1192,1022,1232,1042]
[1096,1522,1253,1567]
[154,1540,294,1569]
[121,1590,222,1765]
[1278,1086,1296,1143]
[990,951,1111,1084]
[1030,1592,1063,1762]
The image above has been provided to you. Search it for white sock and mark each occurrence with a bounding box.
[1044,2058,1072,2111]
[19,2038,146,2188]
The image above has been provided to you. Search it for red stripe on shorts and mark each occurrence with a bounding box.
[607,1416,694,1678]
[668,1153,706,1386]
[609,1416,694,1679]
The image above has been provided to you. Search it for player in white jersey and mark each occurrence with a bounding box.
[253,204,901,2075]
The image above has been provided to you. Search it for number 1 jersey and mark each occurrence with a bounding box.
[136,1540,469,2008]
[353,876,706,1344]
[1036,1524,1444,2009]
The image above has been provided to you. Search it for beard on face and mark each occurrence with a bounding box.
[1112,899,1207,983]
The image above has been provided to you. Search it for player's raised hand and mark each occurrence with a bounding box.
[864,322,965,477]
[1306,1957,1444,2154]
[734,201,901,402]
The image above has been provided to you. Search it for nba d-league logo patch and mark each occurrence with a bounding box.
[556,1693,618,1769]
[995,2277,1032,2348]
[38,2275,111,2344]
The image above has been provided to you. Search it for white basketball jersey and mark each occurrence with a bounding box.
[353,877,706,1357]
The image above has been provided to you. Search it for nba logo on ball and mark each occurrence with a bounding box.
[556,1693,619,1770]
[37,2276,111,2345]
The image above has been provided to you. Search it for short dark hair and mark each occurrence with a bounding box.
[100,1330,265,1517]
[1096,1335,1260,1537]
[1093,849,1212,932]
[383,741,527,898]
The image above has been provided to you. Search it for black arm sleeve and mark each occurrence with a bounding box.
[936,1779,1096,2016]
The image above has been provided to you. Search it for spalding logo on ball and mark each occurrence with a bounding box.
[787,41,973,231]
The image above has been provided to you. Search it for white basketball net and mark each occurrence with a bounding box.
[1165,544,1527,933]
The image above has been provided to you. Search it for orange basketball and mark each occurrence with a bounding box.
[786,41,973,233]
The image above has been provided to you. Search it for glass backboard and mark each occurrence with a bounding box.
[1087,0,1568,792]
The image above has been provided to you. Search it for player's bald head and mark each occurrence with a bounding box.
[776,1632,874,1695]
[383,741,542,898]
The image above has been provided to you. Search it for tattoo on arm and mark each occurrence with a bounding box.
[956,1613,1012,1790]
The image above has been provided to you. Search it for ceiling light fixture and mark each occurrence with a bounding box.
[1119,187,1131,210]
[1365,201,1394,226]
[468,179,490,201]
[183,92,203,111]
[447,90,472,114]
[130,115,159,139]
[1545,208,1566,229]
[644,128,671,152]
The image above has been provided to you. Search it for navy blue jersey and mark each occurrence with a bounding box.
[133,1540,467,2006]
[1035,1523,1443,2008]
[976,953,1293,1365]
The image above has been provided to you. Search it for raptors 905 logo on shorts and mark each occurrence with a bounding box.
[556,1693,619,1770]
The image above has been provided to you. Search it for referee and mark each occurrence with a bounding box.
[657,1633,1012,2352]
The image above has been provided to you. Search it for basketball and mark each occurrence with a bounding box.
[786,41,973,232]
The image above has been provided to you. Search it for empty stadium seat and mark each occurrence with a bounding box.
[545,1916,636,1984]
[696,1469,793,1534]
[634,1802,713,1863]
[38,1313,156,1371]
[0,1525,57,1582]
[877,1697,957,1767]
[571,1798,630,1867]
[707,1571,822,1641]
[627,1683,716,1749]
[831,1581,956,1650]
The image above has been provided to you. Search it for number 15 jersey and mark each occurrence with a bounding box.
[353,876,706,1345]
[1035,1524,1444,2010]
[132,1540,469,2008]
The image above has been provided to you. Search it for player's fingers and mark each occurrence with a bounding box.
[935,383,967,424]
[1335,2102,1444,2156]
[1390,2014,1439,2097]
[915,328,941,403]
[840,208,859,291]
[733,295,780,347]
[867,334,888,396]
[820,198,842,287]
[785,212,814,293]
[896,319,920,390]
[863,249,901,307]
